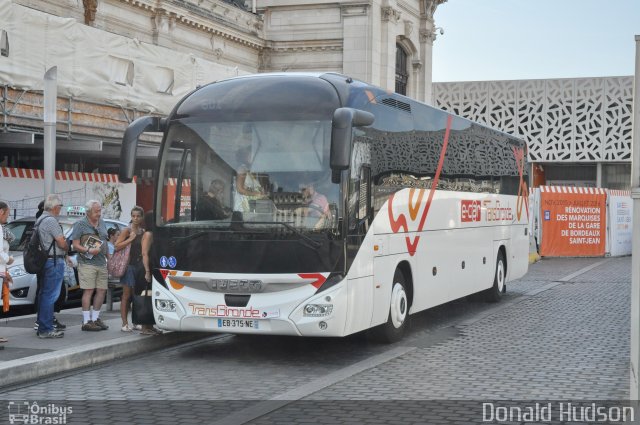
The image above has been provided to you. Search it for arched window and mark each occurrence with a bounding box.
[395,44,408,95]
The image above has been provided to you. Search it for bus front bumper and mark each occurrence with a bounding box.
[151,280,348,337]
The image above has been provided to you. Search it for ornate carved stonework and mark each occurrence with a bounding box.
[422,0,447,20]
[404,20,413,37]
[381,6,401,23]
[258,48,272,71]
[420,28,436,44]
[151,9,176,45]
[82,0,97,25]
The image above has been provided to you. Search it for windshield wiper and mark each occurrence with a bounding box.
[243,221,322,249]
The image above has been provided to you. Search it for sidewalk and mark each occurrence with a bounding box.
[0,303,206,389]
[0,256,631,400]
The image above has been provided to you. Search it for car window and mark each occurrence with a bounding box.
[8,219,124,252]
[8,221,74,251]
[6,222,31,251]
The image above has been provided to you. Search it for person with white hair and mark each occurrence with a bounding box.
[71,200,109,332]
[35,194,69,339]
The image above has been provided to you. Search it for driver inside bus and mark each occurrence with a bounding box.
[196,179,232,220]
[298,180,331,228]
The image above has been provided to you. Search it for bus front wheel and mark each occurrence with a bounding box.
[372,269,409,343]
[484,251,506,302]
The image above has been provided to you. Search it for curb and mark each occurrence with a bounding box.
[0,331,208,389]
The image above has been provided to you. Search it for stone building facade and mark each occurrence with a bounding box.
[0,0,446,174]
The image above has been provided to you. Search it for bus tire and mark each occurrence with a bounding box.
[372,269,409,343]
[484,251,506,303]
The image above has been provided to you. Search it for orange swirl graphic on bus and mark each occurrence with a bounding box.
[388,115,453,256]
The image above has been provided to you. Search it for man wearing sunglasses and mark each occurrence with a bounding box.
[35,194,69,338]
[71,200,109,332]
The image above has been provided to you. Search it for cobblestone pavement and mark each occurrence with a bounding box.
[0,257,631,424]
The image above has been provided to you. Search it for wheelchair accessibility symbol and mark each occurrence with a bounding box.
[159,256,177,269]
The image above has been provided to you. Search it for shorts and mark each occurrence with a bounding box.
[120,264,141,288]
[78,264,108,290]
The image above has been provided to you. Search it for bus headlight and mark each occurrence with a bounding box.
[303,303,333,317]
[155,299,176,312]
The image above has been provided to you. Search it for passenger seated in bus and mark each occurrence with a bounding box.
[234,146,266,212]
[298,181,331,228]
[196,179,231,220]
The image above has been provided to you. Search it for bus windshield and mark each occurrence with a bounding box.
[158,119,340,234]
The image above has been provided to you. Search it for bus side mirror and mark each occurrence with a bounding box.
[119,116,166,183]
[330,108,373,183]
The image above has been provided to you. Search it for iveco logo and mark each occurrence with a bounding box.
[208,279,264,293]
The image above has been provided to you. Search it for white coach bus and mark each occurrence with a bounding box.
[119,73,530,342]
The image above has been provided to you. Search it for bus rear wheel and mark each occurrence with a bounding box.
[484,251,506,302]
[372,269,409,343]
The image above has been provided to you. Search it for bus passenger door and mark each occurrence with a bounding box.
[345,232,375,334]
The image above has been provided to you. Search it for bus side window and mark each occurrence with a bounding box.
[357,166,371,222]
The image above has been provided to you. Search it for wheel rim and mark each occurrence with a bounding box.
[496,259,505,292]
[390,282,408,328]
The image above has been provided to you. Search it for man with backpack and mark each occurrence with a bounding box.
[33,199,67,333]
[35,194,68,339]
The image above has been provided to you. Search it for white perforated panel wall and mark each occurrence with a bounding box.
[433,77,633,163]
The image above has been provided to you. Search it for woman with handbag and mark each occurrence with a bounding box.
[113,206,145,332]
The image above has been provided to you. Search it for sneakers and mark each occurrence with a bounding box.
[132,324,142,331]
[53,318,66,330]
[81,321,102,332]
[37,330,64,339]
[34,318,66,331]
[94,318,109,330]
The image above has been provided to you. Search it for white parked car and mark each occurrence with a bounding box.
[6,214,128,309]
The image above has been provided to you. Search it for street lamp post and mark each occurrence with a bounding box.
[43,66,57,197]
[631,35,640,400]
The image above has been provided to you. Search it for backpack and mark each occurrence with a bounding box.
[23,217,56,274]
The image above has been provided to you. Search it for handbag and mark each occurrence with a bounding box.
[132,280,155,325]
[107,244,130,278]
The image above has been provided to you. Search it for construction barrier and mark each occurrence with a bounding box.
[0,167,136,221]
[531,185,631,257]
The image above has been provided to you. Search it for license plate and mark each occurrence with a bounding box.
[217,318,259,329]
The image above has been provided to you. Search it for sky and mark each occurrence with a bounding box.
[432,0,640,82]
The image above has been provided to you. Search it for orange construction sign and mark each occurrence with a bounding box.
[539,186,606,257]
